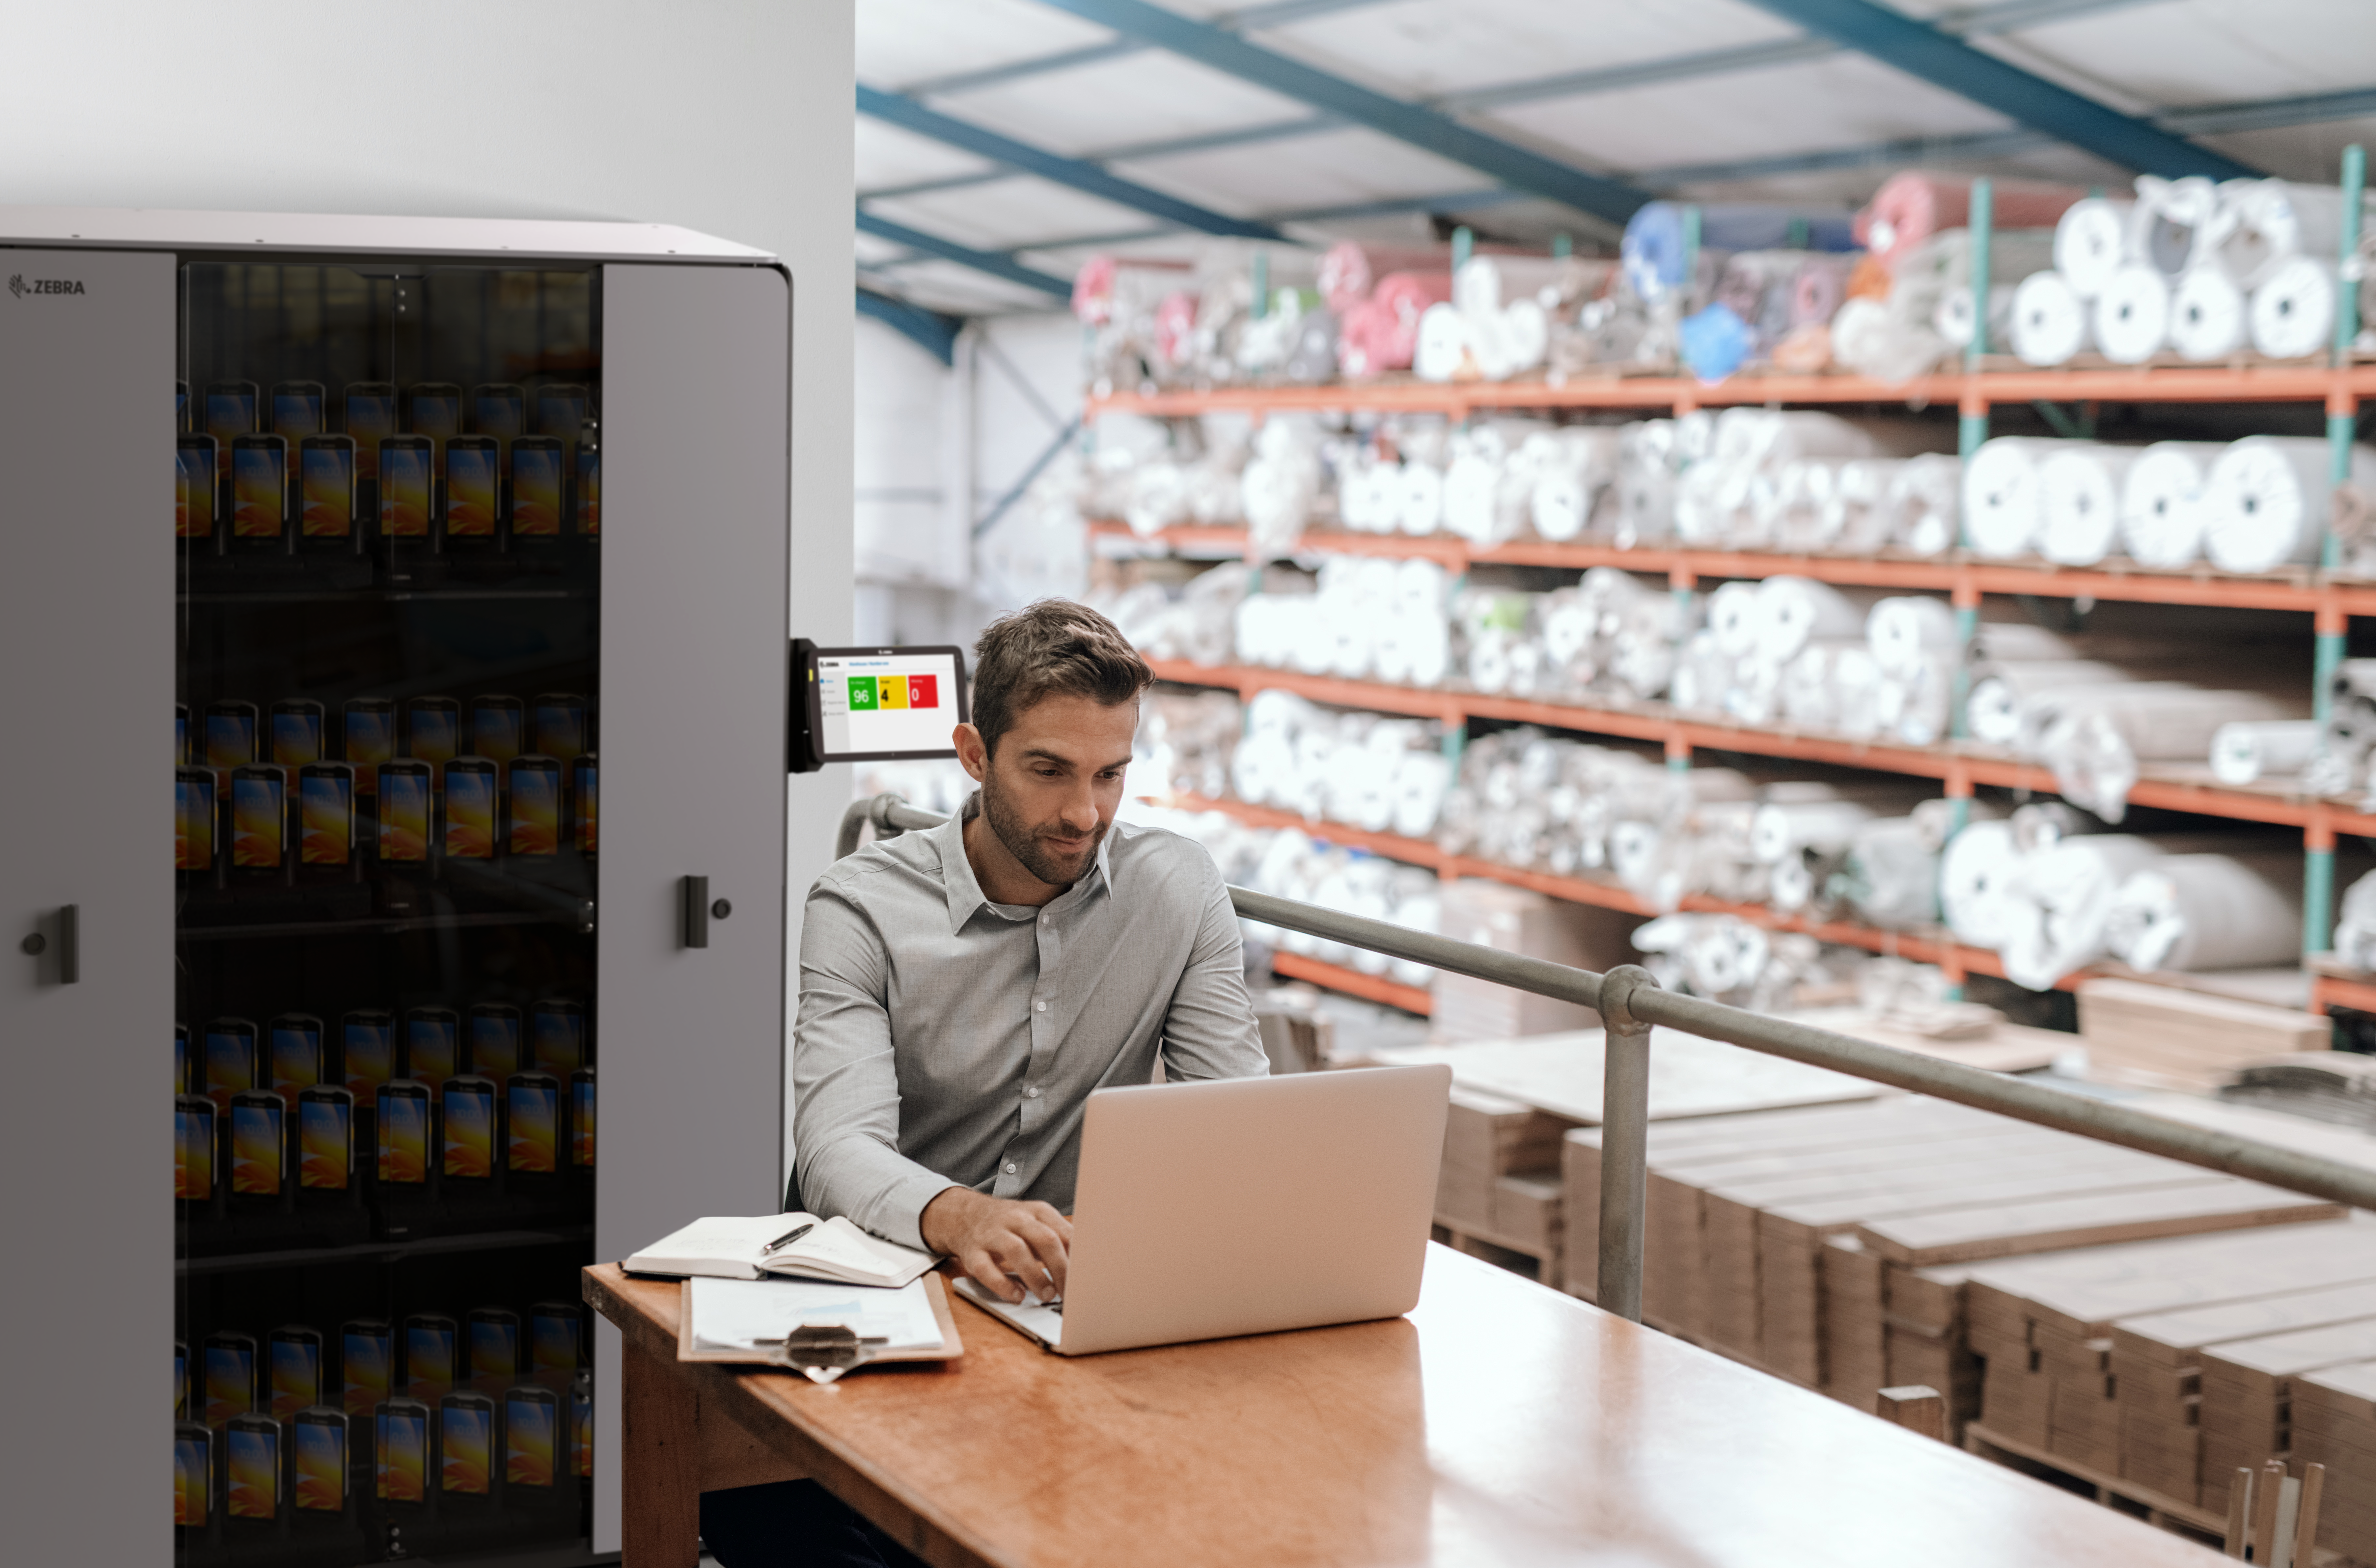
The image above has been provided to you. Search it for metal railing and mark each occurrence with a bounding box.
[837,794,2376,1323]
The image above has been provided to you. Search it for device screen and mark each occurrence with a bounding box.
[299,766,353,866]
[269,1017,320,1101]
[446,762,497,858]
[270,1333,321,1421]
[230,1094,284,1196]
[508,1075,558,1174]
[205,704,257,778]
[471,697,523,767]
[510,759,560,856]
[342,1323,392,1415]
[376,1404,428,1503]
[536,384,589,437]
[343,699,395,796]
[407,700,459,785]
[346,384,396,480]
[511,439,563,536]
[407,1011,458,1087]
[206,1021,257,1107]
[405,1320,456,1404]
[813,649,964,760]
[293,1414,345,1511]
[408,386,461,446]
[443,1079,495,1178]
[572,1376,593,1477]
[505,1389,557,1487]
[573,755,597,854]
[177,436,217,538]
[572,1068,595,1168]
[381,439,432,537]
[378,764,430,861]
[531,695,586,761]
[343,1013,395,1096]
[205,1337,256,1426]
[226,1420,278,1520]
[472,384,525,441]
[446,440,498,537]
[230,769,285,868]
[299,1089,352,1190]
[469,1313,518,1380]
[176,1096,215,1201]
[300,439,355,536]
[175,1425,211,1527]
[232,438,286,537]
[532,1001,584,1076]
[377,1086,429,1185]
[270,703,323,769]
[272,383,324,448]
[469,1007,520,1081]
[576,448,600,535]
[442,1398,492,1495]
[176,769,215,870]
[206,385,257,474]
[530,1307,580,1372]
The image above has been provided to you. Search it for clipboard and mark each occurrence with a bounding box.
[676,1272,964,1368]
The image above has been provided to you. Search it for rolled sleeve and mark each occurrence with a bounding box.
[790,877,960,1250]
[1156,858,1271,1084]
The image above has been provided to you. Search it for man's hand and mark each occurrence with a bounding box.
[920,1186,1072,1306]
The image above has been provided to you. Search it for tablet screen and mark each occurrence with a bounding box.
[805,646,967,763]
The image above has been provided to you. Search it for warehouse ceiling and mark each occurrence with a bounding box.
[854,0,2376,318]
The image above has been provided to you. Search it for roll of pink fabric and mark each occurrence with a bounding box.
[1854,171,2089,272]
[1790,254,1857,326]
[1317,243,1456,314]
[1072,254,1119,324]
[1337,271,1453,375]
[1153,290,1200,368]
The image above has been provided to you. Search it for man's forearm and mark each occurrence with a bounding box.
[796,1134,969,1252]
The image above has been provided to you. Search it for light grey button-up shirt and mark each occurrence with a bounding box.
[792,800,1268,1250]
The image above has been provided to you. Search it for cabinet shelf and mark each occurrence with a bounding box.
[175,909,590,942]
[176,1224,593,1278]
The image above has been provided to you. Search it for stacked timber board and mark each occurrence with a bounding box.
[1433,1088,1578,1279]
[2294,1361,2376,1564]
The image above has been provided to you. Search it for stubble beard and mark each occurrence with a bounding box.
[981,767,1105,889]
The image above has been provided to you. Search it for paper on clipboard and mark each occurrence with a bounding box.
[691,1276,943,1353]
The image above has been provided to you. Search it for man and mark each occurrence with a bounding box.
[701,599,1269,1568]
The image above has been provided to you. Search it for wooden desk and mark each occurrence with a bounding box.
[586,1245,2221,1567]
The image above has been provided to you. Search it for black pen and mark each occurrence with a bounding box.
[761,1222,815,1255]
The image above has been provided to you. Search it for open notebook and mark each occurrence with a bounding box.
[626,1213,936,1289]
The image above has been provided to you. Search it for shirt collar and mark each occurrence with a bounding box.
[934,792,1114,933]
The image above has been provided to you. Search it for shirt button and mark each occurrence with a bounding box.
[1035,1000,1047,1012]
[1004,1162,1017,1174]
[1027,1086,1040,1098]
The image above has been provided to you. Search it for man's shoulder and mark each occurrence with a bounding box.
[811,824,942,902]
[1107,816,1222,894]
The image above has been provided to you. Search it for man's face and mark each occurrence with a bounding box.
[959,692,1137,890]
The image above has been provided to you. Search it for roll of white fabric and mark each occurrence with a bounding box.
[2054,198,2135,298]
[1707,580,1765,659]
[1778,638,1854,729]
[1828,458,1906,553]
[2131,176,2223,276]
[1752,575,1871,663]
[1883,654,1953,745]
[1932,281,2017,352]
[2093,264,2171,364]
[1832,646,1888,739]
[2167,266,2249,361]
[2037,445,2144,566]
[1396,460,1446,536]
[1829,295,1949,383]
[2250,255,2337,360]
[1940,819,2027,948]
[1963,437,2058,558]
[2202,435,2352,574]
[2214,180,2370,289]
[2209,718,2324,784]
[2010,269,2090,366]
[1968,660,2146,747]
[1751,797,1875,863]
[2000,833,2172,990]
[1528,426,1622,542]
[1769,854,1817,913]
[1412,302,1469,382]
[2041,683,2310,821]
[1888,454,1963,556]
[2119,441,2223,568]
[1843,816,1937,930]
[1865,594,1959,677]
[2104,850,2303,973]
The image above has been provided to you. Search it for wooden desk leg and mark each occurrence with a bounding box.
[622,1334,702,1568]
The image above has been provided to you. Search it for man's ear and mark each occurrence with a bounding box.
[953,722,988,784]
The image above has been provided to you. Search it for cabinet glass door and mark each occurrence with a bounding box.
[175,260,600,1564]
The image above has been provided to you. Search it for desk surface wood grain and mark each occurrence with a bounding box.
[586,1245,2221,1567]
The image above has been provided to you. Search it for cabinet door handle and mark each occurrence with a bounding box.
[681,876,709,949]
[21,906,76,983]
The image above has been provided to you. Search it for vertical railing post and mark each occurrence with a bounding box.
[1595,964,1659,1324]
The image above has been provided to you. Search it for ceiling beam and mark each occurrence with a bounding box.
[1736,0,2259,179]
[855,210,1075,299]
[856,289,965,366]
[858,84,1284,239]
[896,0,1396,98]
[1030,0,1654,227]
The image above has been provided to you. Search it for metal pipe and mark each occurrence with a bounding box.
[833,793,952,860]
[1594,965,1657,1323]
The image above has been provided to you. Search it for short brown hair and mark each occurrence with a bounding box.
[970,599,1153,757]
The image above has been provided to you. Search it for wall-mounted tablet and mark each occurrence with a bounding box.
[791,642,968,770]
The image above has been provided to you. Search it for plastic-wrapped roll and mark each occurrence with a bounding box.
[1282,308,1340,384]
[1962,437,2057,558]
[1882,654,1953,745]
[2041,683,2309,821]
[1751,797,1875,863]
[2130,176,2223,276]
[1828,295,1949,383]
[1791,254,1856,325]
[1853,171,2087,273]
[2010,269,2090,366]
[1932,281,2017,352]
[2054,198,2135,299]
[1337,272,1454,376]
[2210,718,2323,784]
[1707,580,1766,659]
[1528,427,1622,542]
[2201,435,2373,574]
[1619,201,1857,301]
[2119,441,2222,568]
[2037,445,2143,567]
[2167,267,2248,361]
[1396,460,1445,536]
[1888,453,1963,557]
[2104,850,2303,973]
[1865,594,1958,676]
[2093,264,2171,363]
[1831,646,1888,739]
[1967,660,2144,747]
[2000,833,2172,990]
[1842,816,1938,930]
[1941,819,2026,948]
[2249,255,2337,360]
[2214,180,2373,288]
[1751,575,1871,663]
[1316,242,1445,314]
[1680,302,1754,384]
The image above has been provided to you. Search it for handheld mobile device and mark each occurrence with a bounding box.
[445,436,500,542]
[176,766,217,873]
[292,1407,348,1513]
[340,1319,394,1416]
[528,1302,581,1373]
[506,1071,561,1177]
[468,1004,521,1081]
[230,433,289,546]
[403,1314,459,1406]
[471,695,523,769]
[342,1010,397,1098]
[570,1065,595,1170]
[376,760,432,863]
[468,1307,521,1382]
[440,1074,498,1182]
[509,435,564,538]
[204,1330,260,1427]
[204,380,258,484]
[576,446,600,536]
[176,1093,217,1202]
[509,756,561,857]
[405,383,462,452]
[298,1085,354,1193]
[530,998,584,1077]
[405,1006,459,1089]
[342,697,396,799]
[571,1371,593,1478]
[535,383,589,440]
[268,1325,324,1421]
[344,381,397,482]
[268,1012,323,1102]
[471,381,526,438]
[225,1413,283,1521]
[374,1397,431,1505]
[177,434,219,544]
[530,693,586,763]
[444,757,499,859]
[177,1337,192,1418]
[503,1384,560,1488]
[299,433,358,546]
[298,761,355,870]
[270,698,324,769]
[375,1081,432,1187]
[795,645,969,770]
[571,752,596,857]
[405,696,460,788]
[229,764,287,873]
[205,1017,259,1109]
[441,1391,496,1497]
[228,1090,286,1201]
[204,700,258,797]
[270,380,326,476]
[175,1422,213,1528]
[378,435,434,543]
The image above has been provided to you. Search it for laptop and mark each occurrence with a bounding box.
[956,1063,1452,1356]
